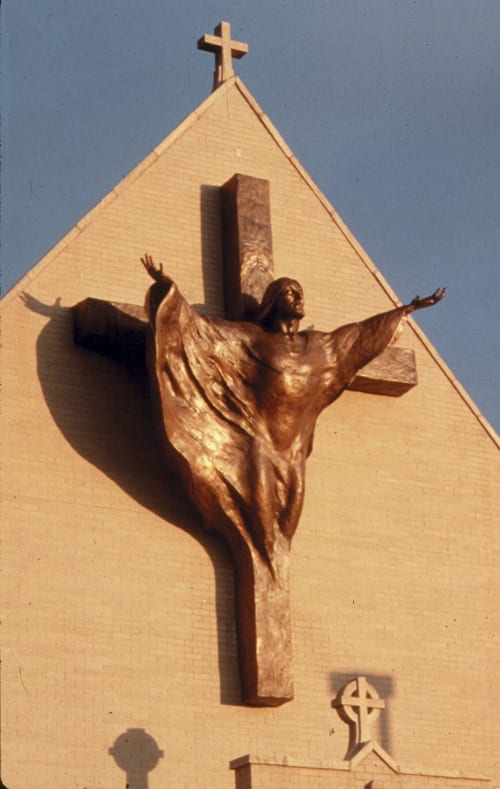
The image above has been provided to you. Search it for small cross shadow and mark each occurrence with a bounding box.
[109,728,164,789]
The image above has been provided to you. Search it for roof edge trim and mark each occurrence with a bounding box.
[2,77,498,446]
[233,78,499,447]
[0,79,238,309]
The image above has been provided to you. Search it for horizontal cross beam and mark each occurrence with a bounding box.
[72,298,416,396]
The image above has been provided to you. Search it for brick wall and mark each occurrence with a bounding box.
[1,79,498,788]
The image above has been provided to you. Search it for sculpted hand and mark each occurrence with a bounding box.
[141,253,171,284]
[406,287,446,313]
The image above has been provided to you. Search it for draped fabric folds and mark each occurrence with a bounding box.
[148,280,406,569]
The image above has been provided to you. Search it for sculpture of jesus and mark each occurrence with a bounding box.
[141,253,444,576]
[141,252,445,704]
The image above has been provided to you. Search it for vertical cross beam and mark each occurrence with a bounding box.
[198,21,248,90]
[235,534,294,705]
[220,173,293,704]
[220,173,274,320]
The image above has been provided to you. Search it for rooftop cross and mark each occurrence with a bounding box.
[197,21,248,90]
[332,677,386,747]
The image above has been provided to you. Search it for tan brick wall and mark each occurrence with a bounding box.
[1,79,498,788]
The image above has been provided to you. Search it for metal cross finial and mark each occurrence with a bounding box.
[332,676,385,746]
[197,21,248,90]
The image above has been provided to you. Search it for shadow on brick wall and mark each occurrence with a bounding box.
[22,293,242,706]
[109,728,164,789]
[200,184,225,317]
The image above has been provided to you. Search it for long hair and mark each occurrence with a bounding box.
[256,277,303,329]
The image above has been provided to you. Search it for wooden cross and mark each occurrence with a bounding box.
[72,174,417,707]
[197,21,249,90]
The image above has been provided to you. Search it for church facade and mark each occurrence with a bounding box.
[1,23,498,789]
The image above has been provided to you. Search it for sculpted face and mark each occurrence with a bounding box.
[275,280,305,320]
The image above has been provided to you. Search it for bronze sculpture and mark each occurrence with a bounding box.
[141,252,444,705]
[141,255,445,705]
[142,253,444,568]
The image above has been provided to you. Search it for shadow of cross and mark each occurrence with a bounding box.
[72,174,417,707]
[109,728,164,789]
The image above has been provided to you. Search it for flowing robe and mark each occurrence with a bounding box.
[147,280,407,568]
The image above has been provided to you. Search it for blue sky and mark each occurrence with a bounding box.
[2,1,499,433]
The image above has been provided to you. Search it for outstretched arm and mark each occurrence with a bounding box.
[141,253,174,326]
[321,287,445,401]
[404,287,446,314]
[141,253,173,286]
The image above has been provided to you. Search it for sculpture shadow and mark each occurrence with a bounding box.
[200,184,225,316]
[330,671,395,757]
[109,728,163,789]
[23,293,241,706]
